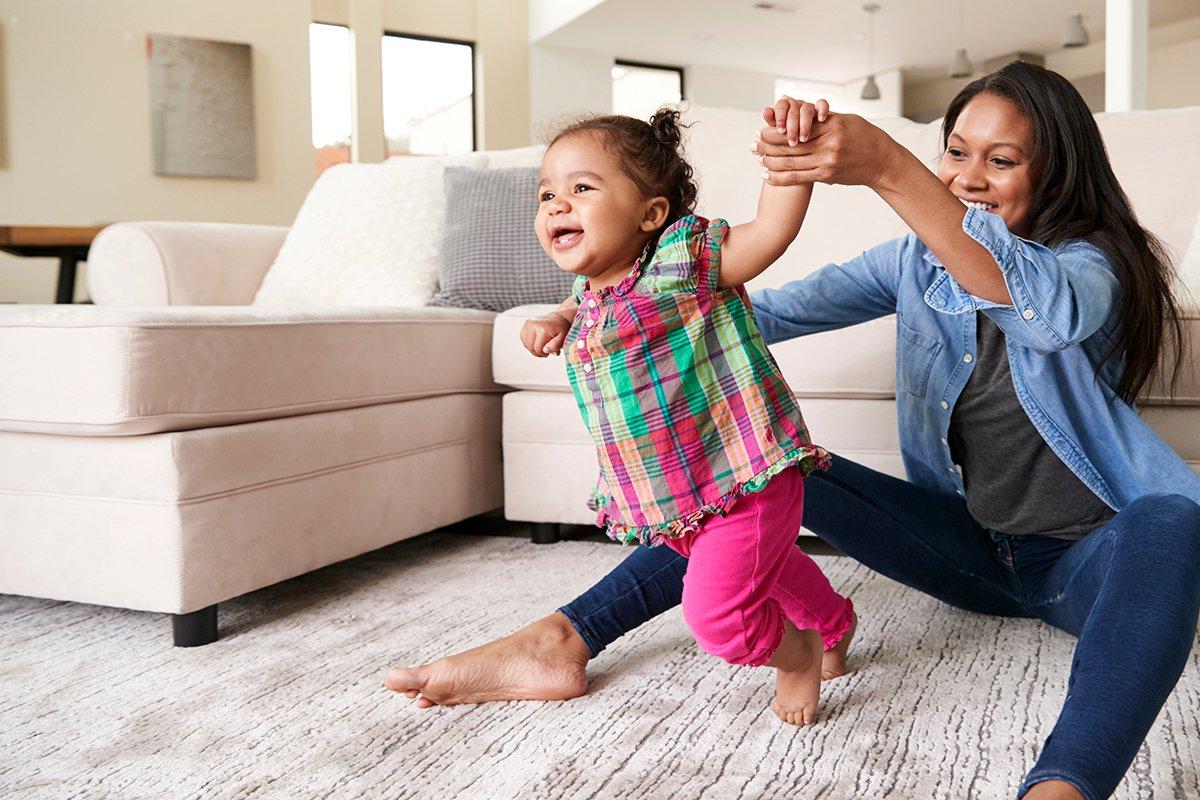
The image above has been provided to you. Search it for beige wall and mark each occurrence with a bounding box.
[0,0,530,303]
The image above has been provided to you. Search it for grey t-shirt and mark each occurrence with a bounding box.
[948,313,1115,539]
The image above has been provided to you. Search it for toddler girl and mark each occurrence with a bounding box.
[521,108,856,725]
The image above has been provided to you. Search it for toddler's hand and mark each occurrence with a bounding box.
[520,313,571,357]
[761,96,830,147]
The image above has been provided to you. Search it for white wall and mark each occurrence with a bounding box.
[1146,33,1200,109]
[529,45,612,140]
[686,64,776,113]
[0,0,530,303]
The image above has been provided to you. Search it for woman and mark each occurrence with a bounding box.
[386,63,1200,800]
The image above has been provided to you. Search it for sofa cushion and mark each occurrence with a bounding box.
[428,167,574,312]
[0,395,503,612]
[0,305,498,436]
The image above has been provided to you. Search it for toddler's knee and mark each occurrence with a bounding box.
[682,602,780,667]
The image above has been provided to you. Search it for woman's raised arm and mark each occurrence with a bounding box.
[754,111,1011,304]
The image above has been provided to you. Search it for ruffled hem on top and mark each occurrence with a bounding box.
[591,446,832,547]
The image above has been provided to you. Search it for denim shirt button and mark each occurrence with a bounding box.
[940,400,950,410]
[1022,308,1035,320]
[940,436,948,445]
[962,354,973,363]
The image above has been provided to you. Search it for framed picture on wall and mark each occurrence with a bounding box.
[147,33,257,179]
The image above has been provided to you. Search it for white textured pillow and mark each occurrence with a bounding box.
[254,154,486,307]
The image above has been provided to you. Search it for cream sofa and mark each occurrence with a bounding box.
[0,225,505,646]
[495,105,1200,541]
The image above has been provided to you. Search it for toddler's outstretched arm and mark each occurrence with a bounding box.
[718,98,829,288]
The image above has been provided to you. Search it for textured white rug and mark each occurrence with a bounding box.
[2,533,1198,799]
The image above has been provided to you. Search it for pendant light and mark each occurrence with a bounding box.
[861,4,881,101]
[948,0,972,78]
[1062,11,1089,48]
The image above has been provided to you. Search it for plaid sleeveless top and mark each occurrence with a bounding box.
[564,215,829,546]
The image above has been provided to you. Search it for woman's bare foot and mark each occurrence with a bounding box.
[768,621,823,725]
[383,612,591,708]
[1022,780,1085,800]
[821,610,857,681]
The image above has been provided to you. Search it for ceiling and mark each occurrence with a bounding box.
[539,0,1200,85]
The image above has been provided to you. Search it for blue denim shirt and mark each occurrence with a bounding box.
[751,207,1200,509]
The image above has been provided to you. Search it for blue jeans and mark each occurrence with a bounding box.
[558,455,1200,799]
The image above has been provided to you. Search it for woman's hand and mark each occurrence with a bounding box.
[520,312,572,357]
[754,108,904,190]
[762,96,830,147]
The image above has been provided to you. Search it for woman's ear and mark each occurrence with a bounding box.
[639,197,671,232]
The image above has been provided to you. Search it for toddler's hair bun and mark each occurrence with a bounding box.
[649,107,686,151]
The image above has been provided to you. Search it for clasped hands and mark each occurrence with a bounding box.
[754,96,896,189]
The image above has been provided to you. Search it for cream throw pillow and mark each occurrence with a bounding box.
[254,154,486,307]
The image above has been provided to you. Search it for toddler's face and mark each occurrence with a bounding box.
[536,132,663,287]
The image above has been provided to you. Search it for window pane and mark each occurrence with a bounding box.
[612,64,682,121]
[309,23,352,174]
[383,35,474,156]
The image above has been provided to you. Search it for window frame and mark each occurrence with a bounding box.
[613,58,687,103]
[382,29,478,153]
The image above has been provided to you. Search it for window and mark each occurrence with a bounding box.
[382,32,475,156]
[612,60,684,121]
[308,22,352,175]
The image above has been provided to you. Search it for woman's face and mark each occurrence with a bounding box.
[938,92,1038,237]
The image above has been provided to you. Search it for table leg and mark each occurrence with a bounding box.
[55,250,79,304]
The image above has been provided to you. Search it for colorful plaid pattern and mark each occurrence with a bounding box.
[565,215,830,546]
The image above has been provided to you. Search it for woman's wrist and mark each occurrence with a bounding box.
[868,138,918,196]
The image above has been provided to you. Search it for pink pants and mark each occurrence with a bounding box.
[662,467,854,667]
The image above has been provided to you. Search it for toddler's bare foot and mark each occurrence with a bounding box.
[821,609,857,681]
[383,612,590,708]
[768,622,823,725]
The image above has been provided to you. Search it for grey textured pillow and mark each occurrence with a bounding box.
[428,166,575,312]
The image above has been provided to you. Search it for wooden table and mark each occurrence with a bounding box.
[0,225,108,303]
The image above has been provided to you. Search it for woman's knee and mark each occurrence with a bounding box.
[1113,492,1200,564]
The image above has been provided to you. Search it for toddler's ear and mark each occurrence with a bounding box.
[640,196,671,232]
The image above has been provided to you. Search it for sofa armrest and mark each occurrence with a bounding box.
[86,222,289,306]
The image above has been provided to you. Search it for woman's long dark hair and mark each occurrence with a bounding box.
[942,61,1184,403]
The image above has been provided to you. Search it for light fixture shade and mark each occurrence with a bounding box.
[1062,11,1089,48]
[949,47,972,78]
[860,74,881,100]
